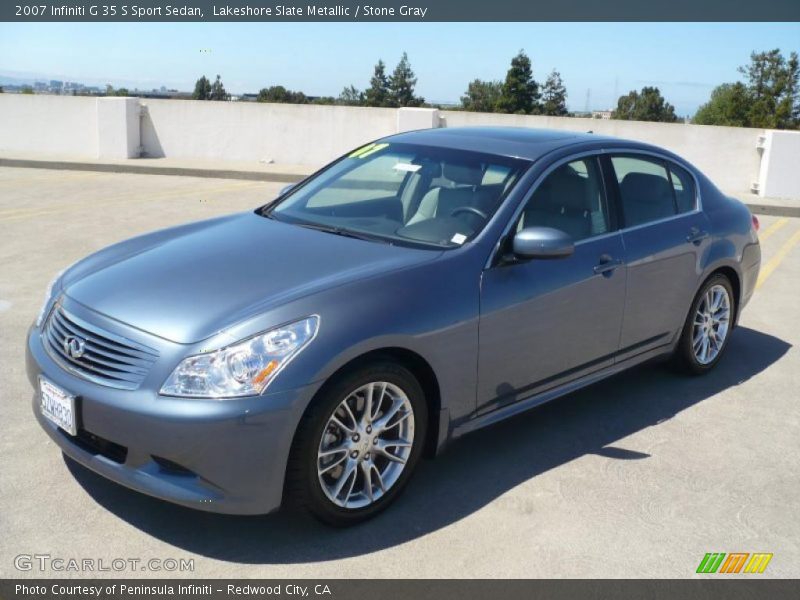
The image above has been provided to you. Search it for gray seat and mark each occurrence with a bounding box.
[521,168,593,240]
[407,163,486,225]
[619,173,676,226]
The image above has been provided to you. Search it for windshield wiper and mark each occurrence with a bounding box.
[293,221,392,244]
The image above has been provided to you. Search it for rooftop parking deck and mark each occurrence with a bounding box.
[1,166,799,578]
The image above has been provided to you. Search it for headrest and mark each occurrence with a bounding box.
[443,163,483,186]
[419,160,442,178]
[620,173,673,204]
[538,169,591,212]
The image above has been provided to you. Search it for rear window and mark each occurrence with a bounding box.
[667,162,697,213]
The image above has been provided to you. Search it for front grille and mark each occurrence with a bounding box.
[43,304,159,390]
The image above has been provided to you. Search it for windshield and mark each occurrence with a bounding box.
[266,142,530,249]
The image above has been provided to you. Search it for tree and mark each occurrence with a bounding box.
[778,51,800,127]
[365,60,391,107]
[192,75,211,100]
[612,86,678,122]
[460,79,502,112]
[738,49,798,128]
[256,86,308,104]
[115,88,130,97]
[389,52,424,107]
[0,86,4,93]
[692,49,799,129]
[210,74,229,101]
[540,70,568,116]
[20,85,34,95]
[338,85,364,106]
[497,50,540,114]
[694,83,752,127]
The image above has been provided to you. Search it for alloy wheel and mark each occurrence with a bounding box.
[317,381,415,509]
[692,284,731,365]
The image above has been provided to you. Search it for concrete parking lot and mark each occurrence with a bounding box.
[1,166,798,578]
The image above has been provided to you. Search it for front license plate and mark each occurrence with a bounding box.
[39,377,77,436]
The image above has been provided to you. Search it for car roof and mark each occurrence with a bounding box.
[384,126,649,162]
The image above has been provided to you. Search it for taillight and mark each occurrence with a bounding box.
[752,214,760,232]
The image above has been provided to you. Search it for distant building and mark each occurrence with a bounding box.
[592,110,613,120]
[6,77,189,99]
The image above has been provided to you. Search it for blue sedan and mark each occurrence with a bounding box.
[27,127,761,525]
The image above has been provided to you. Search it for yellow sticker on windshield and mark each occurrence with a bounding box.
[358,143,388,158]
[349,143,376,158]
[350,143,388,159]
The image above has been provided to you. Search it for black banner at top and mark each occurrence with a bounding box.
[3,0,800,22]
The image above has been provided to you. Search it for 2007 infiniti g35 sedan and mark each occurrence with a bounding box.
[27,127,761,525]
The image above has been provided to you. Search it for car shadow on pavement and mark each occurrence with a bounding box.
[66,326,790,564]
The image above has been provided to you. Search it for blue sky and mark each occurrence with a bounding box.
[1,22,798,115]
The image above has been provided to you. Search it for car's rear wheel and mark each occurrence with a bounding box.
[674,274,735,374]
[286,361,427,526]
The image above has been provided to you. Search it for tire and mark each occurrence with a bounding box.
[285,361,427,526]
[673,274,736,375]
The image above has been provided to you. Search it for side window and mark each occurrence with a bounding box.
[611,156,677,227]
[667,162,697,213]
[518,157,609,242]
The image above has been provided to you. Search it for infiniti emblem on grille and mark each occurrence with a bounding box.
[63,335,86,359]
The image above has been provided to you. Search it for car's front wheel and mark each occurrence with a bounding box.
[286,361,427,526]
[674,274,735,374]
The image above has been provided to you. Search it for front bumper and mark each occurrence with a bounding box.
[26,323,318,515]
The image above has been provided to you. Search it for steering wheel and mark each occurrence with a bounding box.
[450,206,489,221]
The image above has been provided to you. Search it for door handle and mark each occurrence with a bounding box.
[594,255,623,276]
[687,228,709,245]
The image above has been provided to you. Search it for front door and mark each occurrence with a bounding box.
[477,155,626,414]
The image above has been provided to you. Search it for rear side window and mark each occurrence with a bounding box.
[667,162,697,213]
[611,156,676,227]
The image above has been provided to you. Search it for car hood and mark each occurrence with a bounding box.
[64,212,441,343]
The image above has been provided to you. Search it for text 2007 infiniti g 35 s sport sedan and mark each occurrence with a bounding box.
[27,127,761,525]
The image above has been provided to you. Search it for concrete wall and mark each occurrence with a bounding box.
[757,130,800,199]
[0,94,797,199]
[140,99,397,165]
[0,94,99,156]
[441,111,763,195]
[96,97,141,159]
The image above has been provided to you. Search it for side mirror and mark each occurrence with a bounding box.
[512,227,575,260]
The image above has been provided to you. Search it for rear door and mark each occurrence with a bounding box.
[605,154,710,360]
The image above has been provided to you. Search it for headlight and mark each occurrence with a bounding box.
[160,316,319,399]
[35,270,65,327]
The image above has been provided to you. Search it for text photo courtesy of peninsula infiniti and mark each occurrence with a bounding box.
[27,127,761,526]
